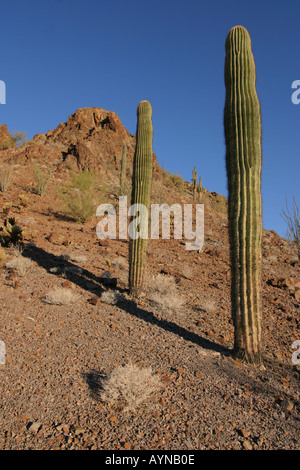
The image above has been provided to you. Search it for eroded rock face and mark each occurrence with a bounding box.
[0,107,161,180]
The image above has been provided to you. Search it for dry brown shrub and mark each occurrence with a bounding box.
[100,363,162,412]
[44,287,79,305]
[5,256,32,277]
[145,273,184,312]
[101,290,122,305]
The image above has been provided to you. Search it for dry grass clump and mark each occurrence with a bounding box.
[111,256,127,269]
[198,298,216,314]
[145,273,184,312]
[100,363,162,412]
[0,165,14,192]
[44,287,79,305]
[101,290,122,305]
[0,247,7,268]
[5,255,32,277]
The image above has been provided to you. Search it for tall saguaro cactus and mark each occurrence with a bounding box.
[120,144,127,193]
[224,26,263,365]
[129,100,153,295]
[198,175,203,203]
[192,166,198,202]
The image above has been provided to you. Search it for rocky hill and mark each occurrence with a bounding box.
[0,108,299,450]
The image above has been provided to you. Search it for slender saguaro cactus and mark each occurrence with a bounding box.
[120,144,127,194]
[192,166,197,202]
[224,26,263,365]
[129,100,153,295]
[198,175,203,203]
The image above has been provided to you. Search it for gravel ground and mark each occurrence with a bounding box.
[0,146,299,451]
[0,233,299,451]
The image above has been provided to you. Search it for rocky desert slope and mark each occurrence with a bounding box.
[0,108,299,450]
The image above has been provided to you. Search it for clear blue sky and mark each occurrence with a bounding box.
[1,0,299,237]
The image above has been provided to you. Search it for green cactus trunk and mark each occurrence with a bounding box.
[192,166,197,202]
[120,144,127,193]
[224,26,263,365]
[198,176,203,203]
[129,100,153,295]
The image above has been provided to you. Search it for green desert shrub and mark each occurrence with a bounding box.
[58,170,103,223]
[11,130,27,147]
[281,196,300,258]
[33,164,52,196]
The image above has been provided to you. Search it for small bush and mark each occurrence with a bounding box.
[18,194,29,207]
[198,299,216,314]
[170,172,185,191]
[162,170,185,193]
[101,290,122,305]
[0,165,13,192]
[0,247,7,268]
[2,202,12,216]
[145,273,184,312]
[281,196,300,258]
[57,170,101,223]
[11,130,27,147]
[44,287,79,305]
[5,256,32,277]
[33,165,52,196]
[100,363,162,412]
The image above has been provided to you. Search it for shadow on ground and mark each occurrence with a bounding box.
[22,243,300,409]
[22,243,229,356]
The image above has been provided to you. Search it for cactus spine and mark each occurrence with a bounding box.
[192,166,197,202]
[129,100,153,295]
[224,26,263,365]
[120,144,127,193]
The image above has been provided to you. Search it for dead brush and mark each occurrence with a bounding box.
[198,298,216,314]
[101,290,122,305]
[0,247,7,268]
[5,257,32,277]
[99,363,162,412]
[0,165,13,192]
[144,273,185,313]
[43,287,79,305]
[5,244,32,277]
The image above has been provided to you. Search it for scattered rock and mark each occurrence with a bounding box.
[239,429,250,438]
[282,398,294,412]
[243,440,253,450]
[88,295,100,305]
[73,427,86,436]
[27,421,41,434]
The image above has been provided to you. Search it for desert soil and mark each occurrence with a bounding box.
[0,111,299,451]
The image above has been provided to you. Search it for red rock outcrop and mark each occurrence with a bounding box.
[0,107,162,181]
